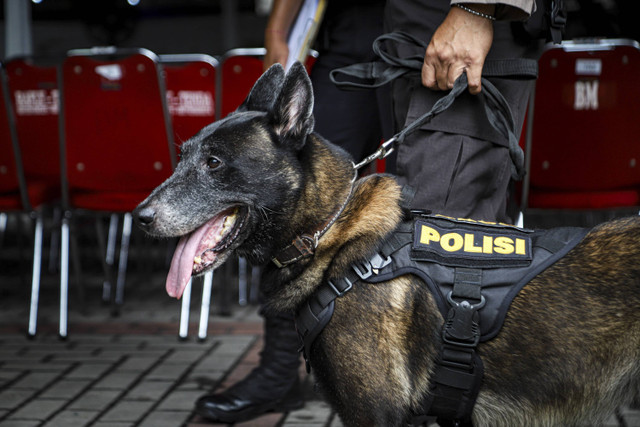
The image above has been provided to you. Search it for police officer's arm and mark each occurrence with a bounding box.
[263,0,304,70]
[422,0,535,95]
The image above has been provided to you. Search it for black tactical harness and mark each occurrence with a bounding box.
[295,213,588,424]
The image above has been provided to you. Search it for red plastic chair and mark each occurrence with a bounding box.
[519,39,640,225]
[220,48,318,118]
[220,48,266,118]
[0,64,57,338]
[5,59,61,206]
[58,47,176,338]
[160,54,219,149]
[0,69,26,212]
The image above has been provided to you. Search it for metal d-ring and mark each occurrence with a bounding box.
[446,291,486,310]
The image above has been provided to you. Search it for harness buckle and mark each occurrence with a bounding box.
[353,253,392,280]
[442,292,485,348]
[327,277,353,297]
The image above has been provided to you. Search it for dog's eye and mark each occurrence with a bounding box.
[206,157,221,169]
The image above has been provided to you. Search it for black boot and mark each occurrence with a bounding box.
[195,312,304,423]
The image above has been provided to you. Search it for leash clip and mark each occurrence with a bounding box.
[354,136,397,170]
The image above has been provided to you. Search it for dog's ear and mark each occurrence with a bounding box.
[270,62,314,150]
[237,64,285,113]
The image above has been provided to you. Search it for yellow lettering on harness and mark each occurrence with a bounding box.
[483,235,493,254]
[464,233,482,253]
[420,225,440,245]
[418,223,529,257]
[441,233,463,252]
[494,236,514,254]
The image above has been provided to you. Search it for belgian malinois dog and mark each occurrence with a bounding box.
[134,63,640,426]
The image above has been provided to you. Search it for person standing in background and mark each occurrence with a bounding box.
[385,0,543,224]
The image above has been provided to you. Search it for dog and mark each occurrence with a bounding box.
[133,62,640,426]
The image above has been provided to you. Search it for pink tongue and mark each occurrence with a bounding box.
[166,217,223,299]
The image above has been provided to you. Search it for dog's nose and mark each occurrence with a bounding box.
[135,207,156,227]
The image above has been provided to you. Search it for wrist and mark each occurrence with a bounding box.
[265,28,288,42]
[454,3,496,20]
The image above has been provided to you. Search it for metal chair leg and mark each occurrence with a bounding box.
[59,215,70,339]
[178,278,192,340]
[238,257,248,305]
[198,270,214,341]
[48,207,61,273]
[0,212,7,248]
[27,212,44,338]
[250,265,261,304]
[114,212,132,309]
[102,214,119,302]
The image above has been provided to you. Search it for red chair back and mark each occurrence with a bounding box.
[160,54,219,147]
[220,48,266,118]
[0,71,23,208]
[524,39,640,209]
[220,48,318,118]
[60,48,175,209]
[5,59,60,183]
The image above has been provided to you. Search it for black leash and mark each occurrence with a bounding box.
[330,31,538,180]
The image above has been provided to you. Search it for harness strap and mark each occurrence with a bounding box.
[452,268,483,302]
[296,268,358,373]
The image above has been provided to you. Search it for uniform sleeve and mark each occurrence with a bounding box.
[450,0,536,21]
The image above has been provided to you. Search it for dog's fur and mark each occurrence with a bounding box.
[134,63,640,426]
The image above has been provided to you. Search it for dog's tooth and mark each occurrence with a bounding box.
[194,256,202,265]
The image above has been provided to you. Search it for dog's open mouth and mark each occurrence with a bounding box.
[166,206,247,299]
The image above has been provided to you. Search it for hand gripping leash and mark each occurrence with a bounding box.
[332,32,538,180]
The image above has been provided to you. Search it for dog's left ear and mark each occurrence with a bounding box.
[237,64,285,113]
[271,62,314,150]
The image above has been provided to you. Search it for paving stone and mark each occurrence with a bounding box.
[50,350,98,362]
[192,354,240,373]
[124,380,174,401]
[92,422,132,427]
[0,371,22,387]
[40,379,91,399]
[66,363,113,380]
[8,399,66,421]
[144,363,190,381]
[137,410,192,427]
[175,373,223,391]
[0,390,37,410]
[163,349,207,365]
[0,362,72,372]
[0,420,41,427]
[83,351,128,362]
[42,410,98,427]
[92,372,140,390]
[98,400,155,423]
[114,357,158,372]
[11,372,60,390]
[67,390,120,411]
[156,390,203,411]
[211,336,255,356]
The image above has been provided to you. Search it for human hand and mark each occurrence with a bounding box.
[264,29,290,71]
[422,4,494,94]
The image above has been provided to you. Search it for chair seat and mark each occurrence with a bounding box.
[528,189,640,210]
[27,180,61,208]
[0,191,23,211]
[68,190,152,212]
